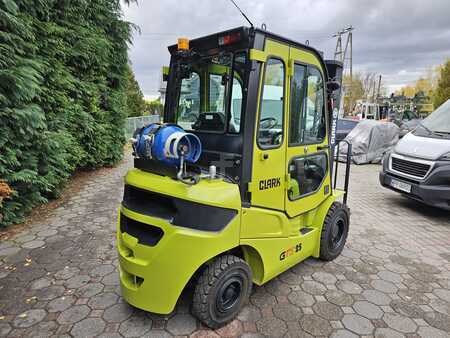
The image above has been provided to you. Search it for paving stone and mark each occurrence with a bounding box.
[88,292,119,309]
[390,299,425,318]
[166,313,196,336]
[237,305,262,323]
[374,328,404,338]
[273,303,302,321]
[74,282,103,298]
[353,301,383,319]
[102,272,120,286]
[37,229,58,237]
[371,280,398,293]
[89,264,115,277]
[383,312,418,333]
[312,301,344,320]
[22,240,45,249]
[423,311,450,332]
[377,270,403,283]
[0,322,12,336]
[284,321,313,338]
[57,305,90,324]
[330,330,359,338]
[288,290,316,307]
[47,295,76,312]
[71,317,106,337]
[14,234,36,243]
[215,319,243,337]
[190,330,220,338]
[0,246,20,256]
[54,266,80,280]
[250,288,277,308]
[35,285,65,301]
[429,298,450,316]
[312,271,338,285]
[337,280,363,294]
[417,326,449,338]
[325,290,354,306]
[30,277,53,290]
[264,279,292,296]
[342,314,374,335]
[65,274,90,289]
[301,281,327,295]
[103,303,134,323]
[362,289,392,305]
[434,288,450,302]
[13,309,47,328]
[299,314,333,336]
[397,289,430,305]
[256,316,287,337]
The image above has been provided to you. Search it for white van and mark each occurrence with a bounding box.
[380,99,450,210]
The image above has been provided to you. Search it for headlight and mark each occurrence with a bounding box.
[438,152,450,161]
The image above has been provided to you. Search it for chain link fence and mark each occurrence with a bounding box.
[125,115,161,138]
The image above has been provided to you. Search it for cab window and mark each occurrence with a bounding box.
[304,67,325,144]
[177,72,201,126]
[257,58,285,147]
[289,64,307,145]
[288,153,328,200]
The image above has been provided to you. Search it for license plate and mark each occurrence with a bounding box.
[390,179,411,193]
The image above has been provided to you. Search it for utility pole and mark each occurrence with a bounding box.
[376,75,382,100]
[334,26,354,114]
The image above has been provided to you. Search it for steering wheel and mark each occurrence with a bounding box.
[260,117,278,129]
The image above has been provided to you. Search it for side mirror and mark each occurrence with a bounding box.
[327,81,341,93]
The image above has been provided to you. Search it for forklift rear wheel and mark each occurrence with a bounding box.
[319,202,349,261]
[192,255,252,328]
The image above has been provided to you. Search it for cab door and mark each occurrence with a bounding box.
[285,47,331,218]
[250,39,289,211]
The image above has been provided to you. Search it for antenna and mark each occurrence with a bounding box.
[228,0,254,28]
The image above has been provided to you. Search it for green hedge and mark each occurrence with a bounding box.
[0,0,133,226]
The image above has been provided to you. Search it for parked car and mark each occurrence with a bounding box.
[336,118,359,143]
[380,99,450,210]
[339,120,399,164]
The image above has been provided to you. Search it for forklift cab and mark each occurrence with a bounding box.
[118,26,350,328]
[164,27,341,213]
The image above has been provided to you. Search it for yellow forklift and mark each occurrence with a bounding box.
[117,26,351,328]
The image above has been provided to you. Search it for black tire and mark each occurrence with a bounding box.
[192,255,252,329]
[319,202,350,261]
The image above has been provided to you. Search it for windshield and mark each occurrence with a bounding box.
[414,99,450,137]
[174,51,247,133]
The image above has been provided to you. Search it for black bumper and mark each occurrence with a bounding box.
[380,165,450,210]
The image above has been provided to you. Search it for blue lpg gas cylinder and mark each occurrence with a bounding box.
[135,124,202,166]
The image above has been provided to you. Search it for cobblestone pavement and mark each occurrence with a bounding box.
[1,158,450,338]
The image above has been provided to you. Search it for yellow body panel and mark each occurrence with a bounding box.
[118,170,241,314]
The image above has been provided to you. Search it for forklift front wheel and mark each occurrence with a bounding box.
[319,202,350,261]
[192,255,252,329]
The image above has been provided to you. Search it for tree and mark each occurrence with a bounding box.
[125,65,145,117]
[0,0,134,226]
[433,59,450,108]
[144,99,164,115]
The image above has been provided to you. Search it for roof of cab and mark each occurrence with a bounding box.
[168,26,324,57]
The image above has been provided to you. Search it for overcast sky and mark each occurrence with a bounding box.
[123,0,450,99]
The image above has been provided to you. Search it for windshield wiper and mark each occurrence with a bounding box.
[417,121,445,137]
